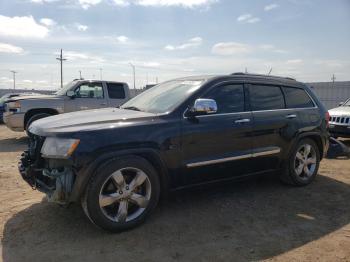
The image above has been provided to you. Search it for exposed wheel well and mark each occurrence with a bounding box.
[24,108,59,129]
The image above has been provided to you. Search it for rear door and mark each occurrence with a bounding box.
[71,82,107,111]
[180,82,253,186]
[248,83,297,172]
[106,82,129,107]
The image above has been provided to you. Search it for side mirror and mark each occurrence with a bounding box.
[339,102,344,106]
[189,98,218,116]
[67,90,76,98]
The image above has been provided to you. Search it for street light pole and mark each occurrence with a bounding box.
[56,49,67,88]
[129,62,136,91]
[10,70,17,89]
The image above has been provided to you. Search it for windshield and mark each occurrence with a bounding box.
[343,98,350,106]
[121,80,204,114]
[55,81,77,96]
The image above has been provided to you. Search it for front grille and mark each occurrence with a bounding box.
[330,116,350,125]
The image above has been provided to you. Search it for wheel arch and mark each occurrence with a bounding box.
[24,108,59,129]
[295,132,326,160]
[70,148,170,203]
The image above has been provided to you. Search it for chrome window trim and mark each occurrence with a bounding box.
[182,82,318,119]
[186,148,281,168]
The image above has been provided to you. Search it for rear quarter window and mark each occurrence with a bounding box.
[107,83,126,99]
[282,86,315,108]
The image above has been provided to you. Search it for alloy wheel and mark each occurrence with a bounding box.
[294,143,317,180]
[99,167,151,223]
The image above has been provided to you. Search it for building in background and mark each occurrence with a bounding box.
[308,81,350,109]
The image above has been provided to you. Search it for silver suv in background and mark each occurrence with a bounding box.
[3,80,130,133]
[329,98,350,138]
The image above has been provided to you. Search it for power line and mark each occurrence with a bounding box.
[56,49,67,88]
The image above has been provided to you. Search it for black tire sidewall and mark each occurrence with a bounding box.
[26,113,51,132]
[288,138,320,186]
[85,156,160,232]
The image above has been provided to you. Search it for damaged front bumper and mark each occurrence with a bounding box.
[19,150,75,204]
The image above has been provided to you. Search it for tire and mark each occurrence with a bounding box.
[25,113,52,135]
[280,138,320,186]
[82,155,160,232]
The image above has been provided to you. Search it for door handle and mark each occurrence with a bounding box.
[286,114,297,119]
[235,119,251,124]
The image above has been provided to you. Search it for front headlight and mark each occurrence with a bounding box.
[41,137,80,159]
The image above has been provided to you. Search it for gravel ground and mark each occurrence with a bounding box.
[0,124,349,262]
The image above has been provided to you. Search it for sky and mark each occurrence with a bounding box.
[0,0,349,90]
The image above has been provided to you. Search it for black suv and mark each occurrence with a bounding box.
[19,73,330,232]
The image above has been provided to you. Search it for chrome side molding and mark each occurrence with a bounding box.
[186,148,281,168]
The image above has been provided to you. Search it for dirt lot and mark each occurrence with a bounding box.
[0,125,349,262]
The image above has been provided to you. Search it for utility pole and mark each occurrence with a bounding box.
[129,62,136,91]
[56,49,67,88]
[331,74,336,88]
[79,70,82,80]
[10,70,17,89]
[99,68,103,80]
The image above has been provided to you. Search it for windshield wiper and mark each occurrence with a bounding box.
[122,106,142,111]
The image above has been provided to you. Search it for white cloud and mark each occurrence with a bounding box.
[0,15,49,38]
[22,80,33,83]
[0,42,24,54]
[116,35,129,43]
[165,37,202,51]
[76,23,89,31]
[79,0,102,9]
[286,59,303,64]
[40,18,56,27]
[60,51,105,63]
[30,0,60,3]
[135,0,218,8]
[264,4,279,11]
[212,42,251,55]
[112,0,130,6]
[237,13,260,24]
[259,44,275,50]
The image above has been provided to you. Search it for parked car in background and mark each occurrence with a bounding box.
[329,98,350,138]
[19,73,329,232]
[3,80,130,133]
[0,92,42,123]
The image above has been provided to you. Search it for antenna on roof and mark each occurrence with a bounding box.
[267,68,273,76]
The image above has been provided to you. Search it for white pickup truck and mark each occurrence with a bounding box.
[3,79,131,133]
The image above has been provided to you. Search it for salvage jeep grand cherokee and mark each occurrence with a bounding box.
[19,73,330,232]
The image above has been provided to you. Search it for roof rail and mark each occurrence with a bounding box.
[231,72,296,81]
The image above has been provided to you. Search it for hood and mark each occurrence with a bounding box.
[8,94,59,101]
[29,108,157,136]
[329,106,350,116]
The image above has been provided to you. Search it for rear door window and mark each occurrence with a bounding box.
[249,85,285,111]
[107,83,126,99]
[282,86,315,108]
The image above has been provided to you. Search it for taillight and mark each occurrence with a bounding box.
[325,111,330,128]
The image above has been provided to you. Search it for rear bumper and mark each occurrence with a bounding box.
[3,112,25,131]
[329,124,350,138]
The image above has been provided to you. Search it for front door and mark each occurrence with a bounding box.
[65,82,107,112]
[181,83,253,186]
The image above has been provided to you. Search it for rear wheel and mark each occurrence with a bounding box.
[82,156,160,232]
[280,138,320,186]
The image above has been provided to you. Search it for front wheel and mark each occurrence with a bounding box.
[82,156,160,232]
[280,138,320,186]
